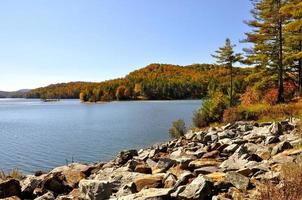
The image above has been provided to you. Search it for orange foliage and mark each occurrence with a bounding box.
[240,87,260,105]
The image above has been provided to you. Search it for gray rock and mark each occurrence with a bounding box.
[238,124,253,132]
[146,159,157,169]
[271,154,294,164]
[255,171,280,181]
[194,166,221,175]
[185,130,196,140]
[218,138,233,145]
[220,152,248,171]
[115,182,137,198]
[222,123,233,130]
[269,122,283,135]
[94,168,143,193]
[171,185,186,198]
[34,191,55,200]
[194,131,206,142]
[218,130,236,139]
[177,175,213,199]
[163,173,177,188]
[153,158,176,173]
[79,180,112,200]
[223,144,239,154]
[0,179,21,199]
[116,150,138,165]
[271,141,293,155]
[136,149,150,161]
[174,171,194,188]
[265,135,280,144]
[225,171,249,191]
[148,149,159,158]
[21,175,46,198]
[121,188,172,200]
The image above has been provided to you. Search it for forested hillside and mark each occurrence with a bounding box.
[0,89,30,98]
[26,64,253,101]
[26,82,96,99]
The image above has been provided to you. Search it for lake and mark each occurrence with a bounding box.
[0,99,201,173]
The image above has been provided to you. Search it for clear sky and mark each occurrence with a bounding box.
[0,0,252,91]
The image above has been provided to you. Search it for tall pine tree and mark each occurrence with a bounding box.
[281,0,302,95]
[244,0,286,102]
[212,38,242,106]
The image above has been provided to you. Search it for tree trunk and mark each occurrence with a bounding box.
[277,0,284,103]
[230,64,233,107]
[299,58,302,95]
[299,29,302,95]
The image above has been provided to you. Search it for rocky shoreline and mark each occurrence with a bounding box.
[1,118,301,200]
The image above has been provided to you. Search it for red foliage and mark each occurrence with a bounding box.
[263,88,278,105]
[263,81,297,105]
[223,107,241,123]
[240,87,260,106]
[284,81,296,100]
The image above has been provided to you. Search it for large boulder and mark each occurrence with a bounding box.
[121,188,172,200]
[219,152,248,171]
[56,189,80,200]
[188,158,221,169]
[78,179,112,200]
[271,141,293,155]
[34,191,55,200]
[134,163,152,174]
[2,196,21,200]
[134,174,165,191]
[116,150,138,165]
[152,158,176,173]
[225,171,249,191]
[50,163,92,188]
[20,175,46,198]
[36,172,72,194]
[94,168,143,193]
[177,175,213,200]
[163,173,177,188]
[114,182,137,198]
[0,179,21,199]
[269,122,283,135]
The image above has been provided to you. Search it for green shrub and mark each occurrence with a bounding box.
[192,110,208,128]
[193,91,228,128]
[169,119,186,138]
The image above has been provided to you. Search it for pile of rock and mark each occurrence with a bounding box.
[1,118,301,200]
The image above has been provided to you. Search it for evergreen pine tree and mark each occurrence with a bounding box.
[244,0,287,102]
[281,0,302,95]
[212,38,242,106]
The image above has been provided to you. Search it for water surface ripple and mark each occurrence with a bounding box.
[0,99,201,173]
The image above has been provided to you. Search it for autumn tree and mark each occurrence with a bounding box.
[281,0,302,95]
[244,0,287,102]
[133,83,142,98]
[212,38,242,106]
[115,85,127,100]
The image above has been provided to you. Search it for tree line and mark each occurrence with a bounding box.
[26,64,253,102]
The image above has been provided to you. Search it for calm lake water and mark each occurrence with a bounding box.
[0,99,201,173]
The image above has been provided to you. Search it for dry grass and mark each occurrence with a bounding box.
[0,169,24,181]
[256,156,302,200]
[223,98,302,123]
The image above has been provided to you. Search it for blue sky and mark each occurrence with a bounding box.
[0,0,252,91]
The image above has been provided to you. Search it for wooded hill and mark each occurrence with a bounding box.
[26,64,253,101]
[0,89,30,98]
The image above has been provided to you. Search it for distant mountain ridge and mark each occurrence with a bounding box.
[26,63,253,101]
[0,89,31,98]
